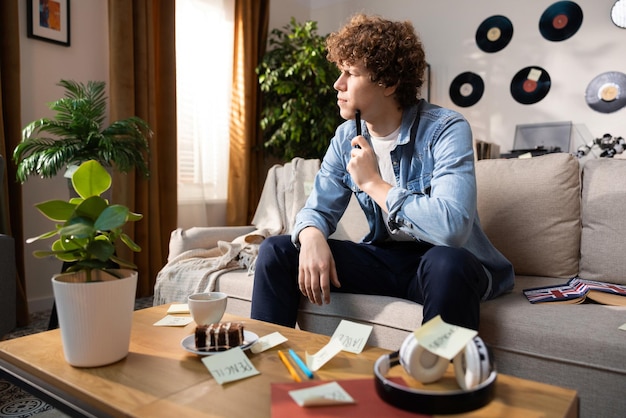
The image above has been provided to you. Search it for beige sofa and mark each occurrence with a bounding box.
[158,153,626,418]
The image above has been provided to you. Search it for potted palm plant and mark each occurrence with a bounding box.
[13,79,151,183]
[28,159,142,367]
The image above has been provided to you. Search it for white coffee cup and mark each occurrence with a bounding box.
[188,292,227,326]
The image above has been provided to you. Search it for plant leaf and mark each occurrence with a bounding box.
[35,200,76,222]
[86,240,115,262]
[72,160,111,198]
[95,205,128,231]
[74,196,108,222]
[120,233,141,252]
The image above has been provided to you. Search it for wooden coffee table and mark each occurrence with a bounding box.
[0,305,578,417]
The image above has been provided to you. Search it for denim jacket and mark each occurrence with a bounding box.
[292,100,514,300]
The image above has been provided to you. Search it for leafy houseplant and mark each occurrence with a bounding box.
[257,18,343,161]
[13,79,151,183]
[27,160,142,367]
[28,160,142,282]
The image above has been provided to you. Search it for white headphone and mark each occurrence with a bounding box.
[373,332,497,414]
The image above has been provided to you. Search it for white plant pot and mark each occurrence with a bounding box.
[52,269,138,367]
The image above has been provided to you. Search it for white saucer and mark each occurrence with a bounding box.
[180,330,259,356]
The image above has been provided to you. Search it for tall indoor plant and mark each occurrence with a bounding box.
[13,79,151,183]
[257,18,342,161]
[28,160,143,367]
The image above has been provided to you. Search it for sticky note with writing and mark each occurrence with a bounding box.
[305,339,344,372]
[201,347,260,384]
[152,315,193,327]
[330,320,372,354]
[250,331,288,353]
[412,315,477,360]
[288,381,355,407]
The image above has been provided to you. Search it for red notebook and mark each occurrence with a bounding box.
[271,378,430,418]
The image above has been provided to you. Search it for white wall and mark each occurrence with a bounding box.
[282,0,625,152]
[19,0,109,312]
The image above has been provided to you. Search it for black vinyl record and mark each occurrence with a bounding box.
[585,71,626,113]
[449,72,484,107]
[539,1,583,41]
[476,15,513,53]
[510,66,551,105]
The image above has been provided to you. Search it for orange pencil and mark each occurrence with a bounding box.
[278,350,301,382]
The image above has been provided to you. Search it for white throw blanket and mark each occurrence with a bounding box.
[152,158,320,305]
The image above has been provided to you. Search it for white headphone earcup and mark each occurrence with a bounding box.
[399,333,449,383]
[453,336,490,390]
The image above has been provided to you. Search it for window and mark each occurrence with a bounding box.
[175,0,234,226]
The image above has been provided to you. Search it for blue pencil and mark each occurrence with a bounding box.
[288,348,314,379]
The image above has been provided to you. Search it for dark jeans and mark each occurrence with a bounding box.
[250,235,488,331]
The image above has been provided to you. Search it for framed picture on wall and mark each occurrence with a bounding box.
[27,0,71,47]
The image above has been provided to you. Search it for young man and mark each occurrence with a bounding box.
[251,14,514,331]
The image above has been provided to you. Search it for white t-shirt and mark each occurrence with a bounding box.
[370,126,414,241]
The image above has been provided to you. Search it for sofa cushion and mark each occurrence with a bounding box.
[476,153,580,278]
[580,158,626,285]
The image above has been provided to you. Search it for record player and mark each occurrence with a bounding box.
[500,121,572,159]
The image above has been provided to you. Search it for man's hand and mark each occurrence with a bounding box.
[348,136,392,212]
[298,227,341,305]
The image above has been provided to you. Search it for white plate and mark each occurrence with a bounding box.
[180,330,259,356]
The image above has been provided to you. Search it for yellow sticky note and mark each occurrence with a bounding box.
[250,331,288,353]
[330,319,372,354]
[167,303,190,314]
[305,339,344,372]
[288,381,355,407]
[201,347,260,385]
[153,315,193,327]
[413,315,477,360]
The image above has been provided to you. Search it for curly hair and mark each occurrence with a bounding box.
[326,14,427,108]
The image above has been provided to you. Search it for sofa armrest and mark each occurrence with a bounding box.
[168,226,257,262]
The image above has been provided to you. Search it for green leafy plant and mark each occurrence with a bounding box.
[27,160,142,282]
[257,18,342,161]
[13,79,151,183]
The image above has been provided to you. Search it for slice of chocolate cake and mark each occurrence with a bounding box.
[195,322,245,351]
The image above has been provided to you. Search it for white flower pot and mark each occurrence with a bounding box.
[52,269,138,367]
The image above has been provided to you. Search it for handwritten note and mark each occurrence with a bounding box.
[305,339,344,372]
[288,381,355,407]
[412,315,477,360]
[201,347,260,385]
[250,331,288,353]
[152,315,194,327]
[331,320,372,354]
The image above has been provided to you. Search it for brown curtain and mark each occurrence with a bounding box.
[108,0,177,297]
[0,0,29,326]
[227,0,270,225]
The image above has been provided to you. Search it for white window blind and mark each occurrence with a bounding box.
[175,0,234,207]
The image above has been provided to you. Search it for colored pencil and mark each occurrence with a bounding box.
[288,348,314,379]
[278,350,301,382]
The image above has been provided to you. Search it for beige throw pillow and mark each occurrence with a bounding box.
[476,153,581,278]
[579,159,626,285]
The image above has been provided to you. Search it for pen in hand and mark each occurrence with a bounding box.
[278,350,302,382]
[354,109,362,149]
[288,348,314,379]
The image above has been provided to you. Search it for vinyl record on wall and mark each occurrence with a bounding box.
[510,66,551,105]
[539,1,583,41]
[612,0,626,29]
[585,71,626,113]
[449,72,485,107]
[475,15,514,53]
